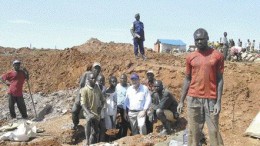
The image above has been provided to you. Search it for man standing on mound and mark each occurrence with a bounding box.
[130,13,146,60]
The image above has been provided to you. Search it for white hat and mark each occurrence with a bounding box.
[92,62,101,68]
[13,60,21,65]
[146,69,154,74]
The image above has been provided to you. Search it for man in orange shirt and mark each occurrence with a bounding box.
[177,28,224,146]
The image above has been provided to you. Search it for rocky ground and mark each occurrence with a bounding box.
[0,39,260,146]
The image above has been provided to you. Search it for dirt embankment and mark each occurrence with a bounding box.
[0,39,259,146]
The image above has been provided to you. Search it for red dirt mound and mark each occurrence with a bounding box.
[0,39,259,145]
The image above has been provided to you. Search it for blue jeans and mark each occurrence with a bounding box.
[133,38,144,56]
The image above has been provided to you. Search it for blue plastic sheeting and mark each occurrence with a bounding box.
[158,39,186,46]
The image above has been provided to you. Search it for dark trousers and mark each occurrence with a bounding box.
[99,118,106,142]
[223,46,229,60]
[71,92,82,126]
[85,117,100,145]
[117,107,130,138]
[133,38,144,56]
[8,94,28,118]
[146,116,153,134]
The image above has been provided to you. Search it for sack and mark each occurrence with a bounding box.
[245,112,260,138]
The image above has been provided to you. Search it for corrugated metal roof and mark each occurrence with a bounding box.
[157,39,186,46]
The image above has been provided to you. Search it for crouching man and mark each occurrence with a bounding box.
[148,80,179,135]
[80,72,104,145]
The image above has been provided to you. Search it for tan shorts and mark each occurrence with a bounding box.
[164,110,176,122]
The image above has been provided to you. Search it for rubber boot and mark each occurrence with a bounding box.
[160,120,172,135]
[142,55,147,61]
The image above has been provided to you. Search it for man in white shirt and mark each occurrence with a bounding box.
[124,73,151,135]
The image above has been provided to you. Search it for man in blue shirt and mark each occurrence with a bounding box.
[130,13,146,60]
[115,74,130,138]
[124,73,151,135]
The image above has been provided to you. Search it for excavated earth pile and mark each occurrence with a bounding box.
[0,39,259,146]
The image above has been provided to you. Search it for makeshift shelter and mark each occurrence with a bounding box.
[154,39,186,53]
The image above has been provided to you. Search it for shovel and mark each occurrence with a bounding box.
[105,116,119,142]
[26,80,37,119]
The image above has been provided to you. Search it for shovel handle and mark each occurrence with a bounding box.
[26,80,37,118]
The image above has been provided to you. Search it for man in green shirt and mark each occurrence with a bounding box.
[71,62,101,130]
[80,72,104,145]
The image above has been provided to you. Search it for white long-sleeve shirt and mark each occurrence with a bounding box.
[124,84,151,111]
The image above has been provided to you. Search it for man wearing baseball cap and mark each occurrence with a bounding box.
[143,69,156,93]
[142,69,156,134]
[71,62,102,130]
[1,60,29,119]
[123,73,151,135]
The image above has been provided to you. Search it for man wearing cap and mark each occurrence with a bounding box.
[142,69,156,134]
[71,62,102,130]
[1,60,29,119]
[177,28,224,146]
[148,80,179,135]
[123,73,151,135]
[130,13,146,60]
[143,69,156,94]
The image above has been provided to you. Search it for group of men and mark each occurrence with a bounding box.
[71,28,225,146]
[1,26,225,146]
[71,62,179,145]
[220,32,259,61]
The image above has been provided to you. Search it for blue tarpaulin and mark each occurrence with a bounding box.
[157,39,186,46]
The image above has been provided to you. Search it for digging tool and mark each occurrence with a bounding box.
[105,128,119,143]
[26,80,37,118]
[105,116,119,142]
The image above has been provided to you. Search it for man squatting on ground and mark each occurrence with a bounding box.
[142,69,156,133]
[130,13,146,60]
[71,62,101,130]
[80,72,104,145]
[148,80,179,135]
[123,73,151,135]
[1,60,29,119]
[177,28,224,146]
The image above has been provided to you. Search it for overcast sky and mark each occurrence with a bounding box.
[0,0,259,49]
